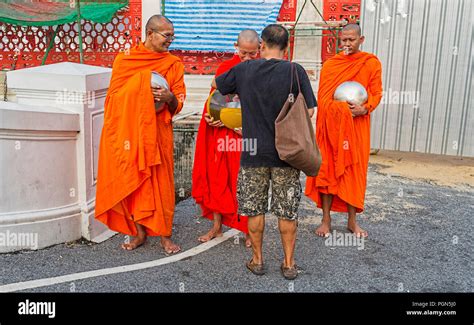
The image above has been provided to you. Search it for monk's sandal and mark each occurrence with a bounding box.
[280,263,300,280]
[246,259,266,276]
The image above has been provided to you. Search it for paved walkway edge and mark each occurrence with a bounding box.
[0,229,240,292]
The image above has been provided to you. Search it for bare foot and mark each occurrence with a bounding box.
[198,228,223,243]
[244,233,252,248]
[160,236,181,255]
[121,236,146,251]
[315,221,331,237]
[347,223,368,238]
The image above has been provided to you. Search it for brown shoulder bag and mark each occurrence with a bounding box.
[275,63,322,176]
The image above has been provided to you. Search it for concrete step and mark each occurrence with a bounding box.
[180,104,204,116]
[184,74,213,90]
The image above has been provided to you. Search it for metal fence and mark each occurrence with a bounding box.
[361,0,473,157]
[173,114,200,203]
[0,1,142,70]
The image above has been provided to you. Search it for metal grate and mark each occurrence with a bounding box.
[173,114,200,203]
[0,0,297,74]
[0,0,142,70]
[0,70,6,101]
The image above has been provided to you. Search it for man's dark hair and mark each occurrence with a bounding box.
[261,24,289,51]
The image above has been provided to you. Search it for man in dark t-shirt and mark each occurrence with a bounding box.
[212,24,317,280]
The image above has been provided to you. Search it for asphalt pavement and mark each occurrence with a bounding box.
[0,163,472,293]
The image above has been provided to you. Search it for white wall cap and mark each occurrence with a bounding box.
[7,62,112,93]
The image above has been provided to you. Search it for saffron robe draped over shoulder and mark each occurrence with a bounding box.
[191,54,248,233]
[305,51,382,213]
[95,43,186,237]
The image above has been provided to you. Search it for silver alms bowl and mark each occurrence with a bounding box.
[151,71,169,111]
[333,81,368,106]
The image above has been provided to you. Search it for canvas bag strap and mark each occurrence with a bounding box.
[288,63,295,103]
[288,63,302,103]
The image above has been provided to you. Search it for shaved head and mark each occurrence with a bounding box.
[144,15,175,53]
[145,14,173,32]
[340,23,364,55]
[342,23,362,36]
[234,29,260,61]
[237,29,260,45]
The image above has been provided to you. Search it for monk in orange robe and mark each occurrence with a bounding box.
[95,15,186,254]
[192,30,260,247]
[305,24,382,238]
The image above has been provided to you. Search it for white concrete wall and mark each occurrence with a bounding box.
[0,102,82,252]
[0,62,114,253]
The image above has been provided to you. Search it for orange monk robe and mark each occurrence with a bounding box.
[191,54,248,233]
[95,43,186,237]
[305,51,382,213]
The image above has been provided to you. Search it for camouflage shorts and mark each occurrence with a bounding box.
[237,166,302,220]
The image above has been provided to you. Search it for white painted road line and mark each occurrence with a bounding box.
[0,228,240,293]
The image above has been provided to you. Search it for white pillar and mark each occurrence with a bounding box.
[293,0,323,83]
[142,0,162,41]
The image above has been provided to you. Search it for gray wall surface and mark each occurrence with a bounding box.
[361,0,473,157]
